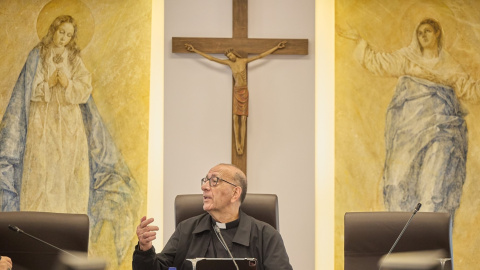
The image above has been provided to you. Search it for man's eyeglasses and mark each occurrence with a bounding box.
[201,176,237,187]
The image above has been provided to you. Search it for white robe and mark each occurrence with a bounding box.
[20,48,92,214]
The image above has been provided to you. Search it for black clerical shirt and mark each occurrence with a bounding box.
[206,217,239,258]
[132,210,293,270]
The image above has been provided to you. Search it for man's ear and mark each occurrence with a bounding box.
[232,186,242,202]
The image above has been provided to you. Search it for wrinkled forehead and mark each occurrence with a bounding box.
[207,164,234,178]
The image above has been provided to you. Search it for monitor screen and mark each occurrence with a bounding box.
[188,258,258,270]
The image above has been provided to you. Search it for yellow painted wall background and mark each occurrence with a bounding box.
[0,0,150,269]
[335,0,480,269]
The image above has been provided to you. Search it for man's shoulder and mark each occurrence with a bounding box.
[179,211,209,223]
[177,212,211,232]
[240,211,277,233]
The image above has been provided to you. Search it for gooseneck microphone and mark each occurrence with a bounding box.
[8,224,79,259]
[213,225,239,270]
[379,203,422,270]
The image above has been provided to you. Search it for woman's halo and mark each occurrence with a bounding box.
[400,1,457,51]
[36,0,95,49]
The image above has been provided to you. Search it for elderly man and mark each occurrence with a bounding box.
[132,163,292,270]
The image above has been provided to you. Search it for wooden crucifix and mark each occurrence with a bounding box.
[172,0,308,173]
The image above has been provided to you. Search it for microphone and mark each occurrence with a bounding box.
[379,203,422,270]
[8,224,79,259]
[213,225,239,270]
[413,202,422,214]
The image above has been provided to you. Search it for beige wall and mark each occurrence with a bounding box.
[153,0,319,269]
[148,0,334,269]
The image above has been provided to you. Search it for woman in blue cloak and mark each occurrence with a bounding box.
[0,15,140,262]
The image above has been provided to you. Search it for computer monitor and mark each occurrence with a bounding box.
[187,258,257,270]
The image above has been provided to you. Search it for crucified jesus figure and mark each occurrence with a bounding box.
[185,41,286,155]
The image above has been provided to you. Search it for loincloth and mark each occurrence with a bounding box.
[233,85,249,116]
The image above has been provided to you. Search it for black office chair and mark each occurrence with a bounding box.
[0,211,90,270]
[174,193,279,230]
[344,211,453,270]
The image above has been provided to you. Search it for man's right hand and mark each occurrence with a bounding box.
[136,216,159,251]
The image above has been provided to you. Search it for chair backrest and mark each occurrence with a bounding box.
[344,212,453,270]
[175,193,279,230]
[0,211,89,270]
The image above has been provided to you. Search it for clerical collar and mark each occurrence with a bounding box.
[211,217,240,230]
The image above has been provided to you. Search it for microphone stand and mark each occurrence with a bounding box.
[379,203,422,270]
[213,225,239,270]
[8,225,80,259]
